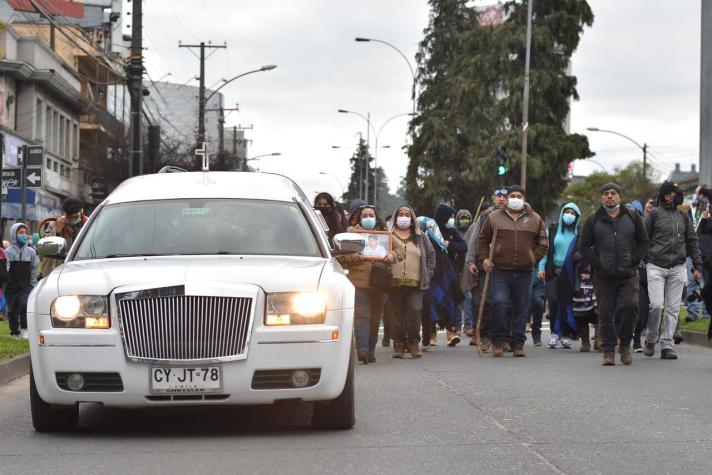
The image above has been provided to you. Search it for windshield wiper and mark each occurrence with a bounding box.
[104,253,165,258]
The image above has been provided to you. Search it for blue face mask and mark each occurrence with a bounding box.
[562,214,576,226]
[361,217,376,230]
[604,203,620,211]
[446,217,455,229]
[16,235,28,246]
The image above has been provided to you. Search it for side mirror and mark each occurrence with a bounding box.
[333,233,366,253]
[37,236,67,257]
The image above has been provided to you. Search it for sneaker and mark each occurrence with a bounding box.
[661,348,678,360]
[392,342,405,358]
[644,340,655,357]
[620,345,633,365]
[548,334,560,349]
[503,341,512,352]
[20,329,29,340]
[464,327,474,337]
[447,329,461,347]
[10,334,21,340]
[409,342,423,358]
[512,345,527,357]
[593,338,601,352]
[491,342,504,357]
[480,337,492,353]
[421,343,430,352]
[561,337,572,349]
[525,322,532,333]
[674,333,683,345]
[633,341,643,353]
[532,334,542,346]
[602,352,615,366]
[367,353,376,363]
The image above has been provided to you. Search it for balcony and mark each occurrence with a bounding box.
[81,105,125,138]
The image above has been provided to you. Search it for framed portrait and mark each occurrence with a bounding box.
[356,230,393,260]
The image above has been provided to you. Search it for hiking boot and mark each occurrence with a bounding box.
[632,341,643,353]
[620,345,633,365]
[430,330,438,346]
[532,334,542,346]
[602,352,615,366]
[491,342,504,357]
[381,337,390,347]
[357,351,369,364]
[447,329,461,347]
[503,341,512,352]
[392,342,405,359]
[661,348,678,360]
[409,342,423,358]
[481,337,492,352]
[512,345,527,357]
[674,332,683,345]
[367,353,376,363]
[464,327,474,337]
[548,334,560,349]
[644,340,655,357]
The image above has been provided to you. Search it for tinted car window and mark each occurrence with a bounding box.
[74,199,321,259]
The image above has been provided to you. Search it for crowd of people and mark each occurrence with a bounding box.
[319,180,712,366]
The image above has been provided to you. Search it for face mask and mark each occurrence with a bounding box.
[446,217,455,229]
[673,194,684,207]
[69,218,82,226]
[315,206,330,215]
[604,203,620,211]
[692,195,699,205]
[16,235,28,246]
[396,216,411,230]
[562,214,576,226]
[508,198,524,211]
[361,217,376,230]
[458,219,470,228]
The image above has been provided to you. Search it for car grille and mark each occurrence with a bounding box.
[118,296,253,362]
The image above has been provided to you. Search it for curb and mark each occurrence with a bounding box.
[0,353,30,386]
[681,330,712,349]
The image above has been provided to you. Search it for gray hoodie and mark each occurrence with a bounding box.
[5,222,38,291]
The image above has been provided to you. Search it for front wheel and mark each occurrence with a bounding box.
[30,367,78,432]
[311,345,355,430]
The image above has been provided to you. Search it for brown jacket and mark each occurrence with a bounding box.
[339,225,405,289]
[476,205,548,271]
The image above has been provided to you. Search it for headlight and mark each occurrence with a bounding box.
[265,292,326,326]
[51,295,110,329]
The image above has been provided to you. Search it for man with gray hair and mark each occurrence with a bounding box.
[579,183,648,366]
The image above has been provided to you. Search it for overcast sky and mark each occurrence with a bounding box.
[141,0,702,199]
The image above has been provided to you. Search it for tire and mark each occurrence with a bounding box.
[311,344,355,430]
[30,367,78,432]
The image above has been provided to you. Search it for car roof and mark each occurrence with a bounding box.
[104,172,308,205]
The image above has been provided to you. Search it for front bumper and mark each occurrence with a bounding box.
[28,310,353,408]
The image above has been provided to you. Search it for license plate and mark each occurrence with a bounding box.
[150,366,222,394]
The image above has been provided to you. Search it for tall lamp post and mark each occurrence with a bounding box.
[338,109,376,201]
[586,127,648,180]
[319,171,346,199]
[520,0,534,189]
[244,152,281,172]
[355,37,417,114]
[373,112,415,208]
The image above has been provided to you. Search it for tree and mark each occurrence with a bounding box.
[343,137,371,204]
[563,161,658,219]
[407,0,595,215]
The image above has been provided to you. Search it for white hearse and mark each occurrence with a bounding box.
[28,170,363,432]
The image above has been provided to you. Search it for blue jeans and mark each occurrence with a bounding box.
[6,288,30,336]
[489,269,533,346]
[463,290,474,328]
[686,257,709,318]
[354,288,383,354]
[529,277,545,337]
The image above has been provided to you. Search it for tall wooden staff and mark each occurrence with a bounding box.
[473,196,485,224]
[475,227,497,357]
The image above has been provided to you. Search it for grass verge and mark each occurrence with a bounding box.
[679,307,711,333]
[0,320,29,361]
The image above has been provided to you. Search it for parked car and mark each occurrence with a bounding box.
[28,170,364,432]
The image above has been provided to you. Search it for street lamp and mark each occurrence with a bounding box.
[319,171,346,198]
[206,65,277,103]
[373,112,415,208]
[586,127,648,179]
[355,37,417,114]
[156,72,172,82]
[243,152,281,173]
[338,109,376,201]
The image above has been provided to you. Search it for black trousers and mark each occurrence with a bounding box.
[593,273,639,351]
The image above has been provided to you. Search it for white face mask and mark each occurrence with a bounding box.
[396,216,411,230]
[508,198,524,211]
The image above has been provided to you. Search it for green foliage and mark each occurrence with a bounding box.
[0,321,29,361]
[563,161,658,219]
[407,0,594,216]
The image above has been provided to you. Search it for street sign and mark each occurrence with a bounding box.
[25,167,42,188]
[25,145,44,167]
[1,166,42,189]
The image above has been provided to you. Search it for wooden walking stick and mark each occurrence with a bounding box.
[475,227,497,357]
[473,196,485,224]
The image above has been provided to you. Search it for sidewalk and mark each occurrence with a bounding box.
[0,353,30,386]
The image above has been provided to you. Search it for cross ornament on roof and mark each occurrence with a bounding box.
[195,142,210,171]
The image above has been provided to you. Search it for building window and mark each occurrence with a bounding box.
[46,157,51,169]
[53,161,58,172]
[64,118,70,159]
[53,110,59,154]
[46,106,52,151]
[72,123,79,160]
[36,99,43,141]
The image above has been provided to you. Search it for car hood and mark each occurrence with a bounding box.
[56,255,327,296]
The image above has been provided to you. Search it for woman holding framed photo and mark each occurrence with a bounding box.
[339,204,403,364]
[389,204,436,358]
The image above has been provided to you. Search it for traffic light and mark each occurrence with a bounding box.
[496,147,508,176]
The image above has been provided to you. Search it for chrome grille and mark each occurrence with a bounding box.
[118,296,253,362]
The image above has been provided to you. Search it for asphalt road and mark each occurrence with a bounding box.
[1,330,712,475]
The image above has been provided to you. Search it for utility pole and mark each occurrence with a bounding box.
[206,106,240,155]
[701,0,712,186]
[520,0,533,188]
[365,113,371,202]
[179,41,226,146]
[128,0,143,177]
[643,143,648,181]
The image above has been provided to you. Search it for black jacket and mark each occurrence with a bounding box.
[644,205,702,270]
[579,206,648,280]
